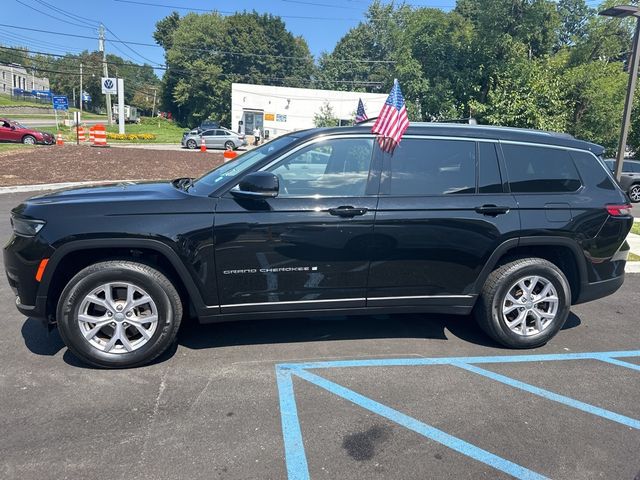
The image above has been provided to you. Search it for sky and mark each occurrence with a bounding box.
[0,0,454,71]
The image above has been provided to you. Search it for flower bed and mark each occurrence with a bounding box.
[106,132,157,141]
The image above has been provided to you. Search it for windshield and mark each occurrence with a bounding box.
[191,135,298,191]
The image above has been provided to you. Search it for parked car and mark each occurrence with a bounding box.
[4,123,633,368]
[0,118,54,145]
[181,127,246,150]
[604,158,640,203]
[199,119,220,131]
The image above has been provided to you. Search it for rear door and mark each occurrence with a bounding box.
[367,137,519,308]
[213,135,381,313]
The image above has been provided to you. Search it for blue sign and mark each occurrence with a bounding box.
[52,95,69,111]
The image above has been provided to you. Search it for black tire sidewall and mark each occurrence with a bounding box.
[490,264,570,348]
[57,266,178,368]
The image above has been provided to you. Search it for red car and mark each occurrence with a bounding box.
[0,118,54,145]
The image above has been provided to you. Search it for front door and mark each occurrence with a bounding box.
[214,136,380,313]
[367,137,520,308]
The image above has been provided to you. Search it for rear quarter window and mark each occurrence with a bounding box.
[570,151,616,191]
[501,143,582,193]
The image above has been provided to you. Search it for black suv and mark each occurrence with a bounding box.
[4,124,633,368]
[604,158,640,203]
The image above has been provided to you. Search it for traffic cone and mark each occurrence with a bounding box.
[200,142,207,152]
[56,133,64,146]
[223,149,238,162]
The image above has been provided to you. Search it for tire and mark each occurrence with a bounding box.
[57,261,183,368]
[22,135,36,145]
[474,257,571,348]
[628,184,640,203]
[224,141,235,150]
[186,139,197,149]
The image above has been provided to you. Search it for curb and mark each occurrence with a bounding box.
[626,262,640,274]
[0,180,140,195]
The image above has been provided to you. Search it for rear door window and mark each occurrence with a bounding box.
[501,144,582,193]
[388,139,476,195]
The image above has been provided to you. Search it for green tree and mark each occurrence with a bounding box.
[313,102,339,127]
[156,11,315,127]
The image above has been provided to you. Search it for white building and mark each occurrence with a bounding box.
[0,63,50,94]
[231,83,388,139]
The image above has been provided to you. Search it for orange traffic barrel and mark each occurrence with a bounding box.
[92,124,108,147]
[223,150,238,161]
[56,133,64,146]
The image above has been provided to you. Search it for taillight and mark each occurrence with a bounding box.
[606,204,632,216]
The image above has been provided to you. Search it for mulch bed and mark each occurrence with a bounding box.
[0,145,225,186]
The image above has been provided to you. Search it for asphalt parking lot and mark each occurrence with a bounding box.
[0,191,639,480]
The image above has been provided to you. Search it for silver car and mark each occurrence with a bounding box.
[181,128,246,150]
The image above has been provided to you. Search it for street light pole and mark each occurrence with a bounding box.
[600,5,640,181]
[615,19,640,180]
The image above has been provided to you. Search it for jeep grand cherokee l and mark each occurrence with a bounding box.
[4,123,633,368]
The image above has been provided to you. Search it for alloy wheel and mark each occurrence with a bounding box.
[629,185,640,203]
[77,282,158,354]
[501,275,559,336]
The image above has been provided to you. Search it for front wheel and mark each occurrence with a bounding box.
[22,135,36,145]
[186,139,197,149]
[57,261,183,368]
[474,258,571,348]
[628,184,640,203]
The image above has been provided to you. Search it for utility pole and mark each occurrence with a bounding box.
[80,62,83,113]
[151,87,157,118]
[99,24,113,126]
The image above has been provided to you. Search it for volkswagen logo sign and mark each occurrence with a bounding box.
[103,79,114,89]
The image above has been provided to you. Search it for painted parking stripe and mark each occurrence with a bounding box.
[292,368,548,480]
[276,368,310,480]
[453,362,640,430]
[279,350,640,371]
[597,357,640,372]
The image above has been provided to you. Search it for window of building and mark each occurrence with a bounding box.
[388,139,476,195]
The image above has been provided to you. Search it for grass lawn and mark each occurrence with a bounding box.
[104,117,186,143]
[629,252,640,262]
[0,95,46,108]
[631,222,640,236]
[0,143,35,154]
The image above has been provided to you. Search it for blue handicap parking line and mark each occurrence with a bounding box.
[275,349,640,480]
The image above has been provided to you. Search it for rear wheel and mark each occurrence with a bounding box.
[474,258,570,348]
[628,184,640,203]
[224,140,235,150]
[22,135,36,145]
[57,261,183,368]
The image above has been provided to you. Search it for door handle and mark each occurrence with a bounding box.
[474,204,510,216]
[328,206,368,217]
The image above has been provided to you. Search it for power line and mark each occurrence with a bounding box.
[0,23,397,64]
[0,45,383,87]
[13,0,97,31]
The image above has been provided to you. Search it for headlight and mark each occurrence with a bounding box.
[10,215,45,237]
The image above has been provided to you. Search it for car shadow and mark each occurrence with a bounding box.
[177,313,499,351]
[21,311,582,368]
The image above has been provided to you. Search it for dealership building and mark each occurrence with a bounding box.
[231,83,388,139]
[0,63,50,94]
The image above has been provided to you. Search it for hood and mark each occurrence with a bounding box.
[27,180,186,205]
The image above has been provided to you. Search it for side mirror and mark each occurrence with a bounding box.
[231,172,279,199]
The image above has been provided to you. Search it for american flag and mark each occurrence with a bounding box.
[371,79,409,152]
[355,98,368,123]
